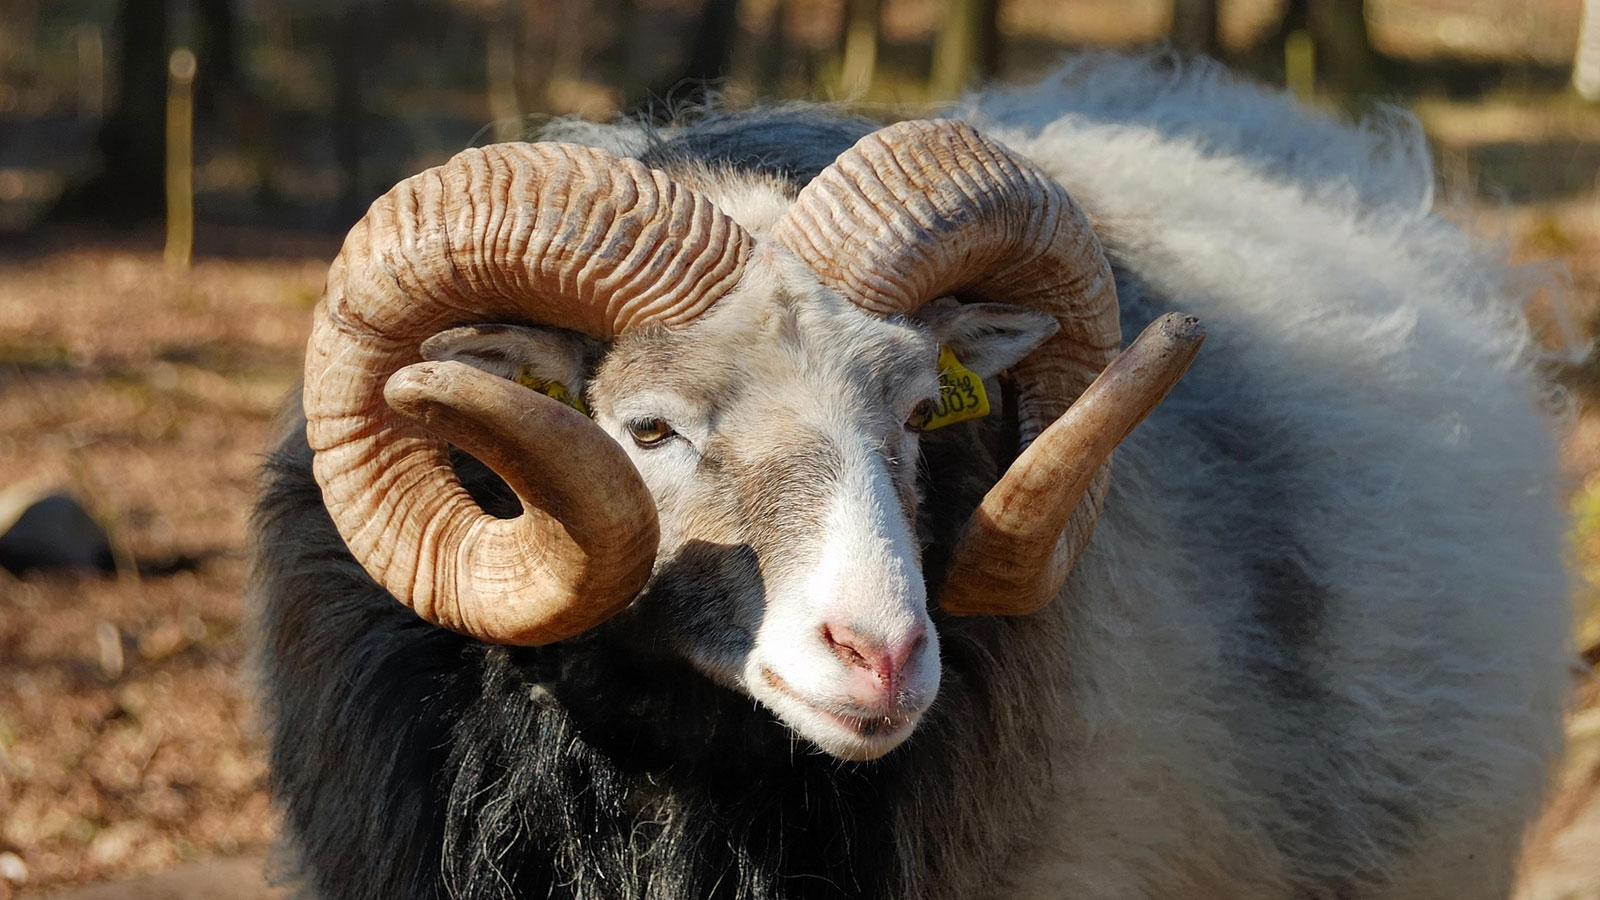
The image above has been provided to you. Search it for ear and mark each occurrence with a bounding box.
[420,325,603,394]
[916,301,1060,379]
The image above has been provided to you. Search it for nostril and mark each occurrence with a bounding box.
[891,624,926,672]
[820,623,872,669]
[819,621,925,693]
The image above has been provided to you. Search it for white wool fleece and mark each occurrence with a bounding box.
[960,53,1572,900]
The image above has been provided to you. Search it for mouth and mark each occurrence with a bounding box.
[759,667,922,757]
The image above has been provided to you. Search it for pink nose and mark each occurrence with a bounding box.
[820,621,925,709]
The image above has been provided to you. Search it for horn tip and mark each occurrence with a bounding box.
[1150,311,1206,346]
[384,360,453,419]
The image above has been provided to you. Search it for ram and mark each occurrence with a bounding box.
[252,55,1570,900]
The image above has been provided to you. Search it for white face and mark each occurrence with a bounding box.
[744,451,937,760]
[424,261,1057,761]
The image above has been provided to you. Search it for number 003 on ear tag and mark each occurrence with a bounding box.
[926,348,990,430]
[513,366,590,417]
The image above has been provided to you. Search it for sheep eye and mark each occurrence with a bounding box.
[628,417,676,447]
[905,399,935,433]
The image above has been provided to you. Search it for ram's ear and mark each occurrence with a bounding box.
[420,325,603,394]
[916,300,1061,379]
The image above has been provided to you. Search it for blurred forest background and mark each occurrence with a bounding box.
[1,0,1598,897]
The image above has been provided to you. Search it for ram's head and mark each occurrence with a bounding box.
[304,120,1201,761]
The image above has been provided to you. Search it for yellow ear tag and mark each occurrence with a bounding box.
[925,347,990,430]
[512,366,590,416]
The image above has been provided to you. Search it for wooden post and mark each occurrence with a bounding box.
[838,0,880,98]
[931,0,976,98]
[165,48,196,271]
[931,0,999,99]
[1285,29,1315,101]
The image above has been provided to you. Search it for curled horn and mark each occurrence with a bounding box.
[304,142,752,644]
[771,120,1202,615]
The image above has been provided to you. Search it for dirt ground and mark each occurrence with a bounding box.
[0,231,329,898]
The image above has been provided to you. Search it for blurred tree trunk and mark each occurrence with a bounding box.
[94,0,169,223]
[549,0,589,88]
[516,0,555,113]
[636,0,739,115]
[331,6,369,225]
[192,0,239,118]
[0,0,39,54]
[594,0,646,106]
[838,0,880,96]
[931,0,999,98]
[977,0,1000,76]
[678,0,740,88]
[485,5,522,141]
[1170,0,1219,56]
[519,0,593,110]
[757,0,788,95]
[1306,0,1377,95]
[1272,0,1378,97]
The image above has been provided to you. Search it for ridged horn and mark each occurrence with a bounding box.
[772,119,1192,615]
[304,142,753,644]
[941,313,1205,615]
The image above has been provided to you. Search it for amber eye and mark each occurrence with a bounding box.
[627,417,676,447]
[905,399,935,433]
